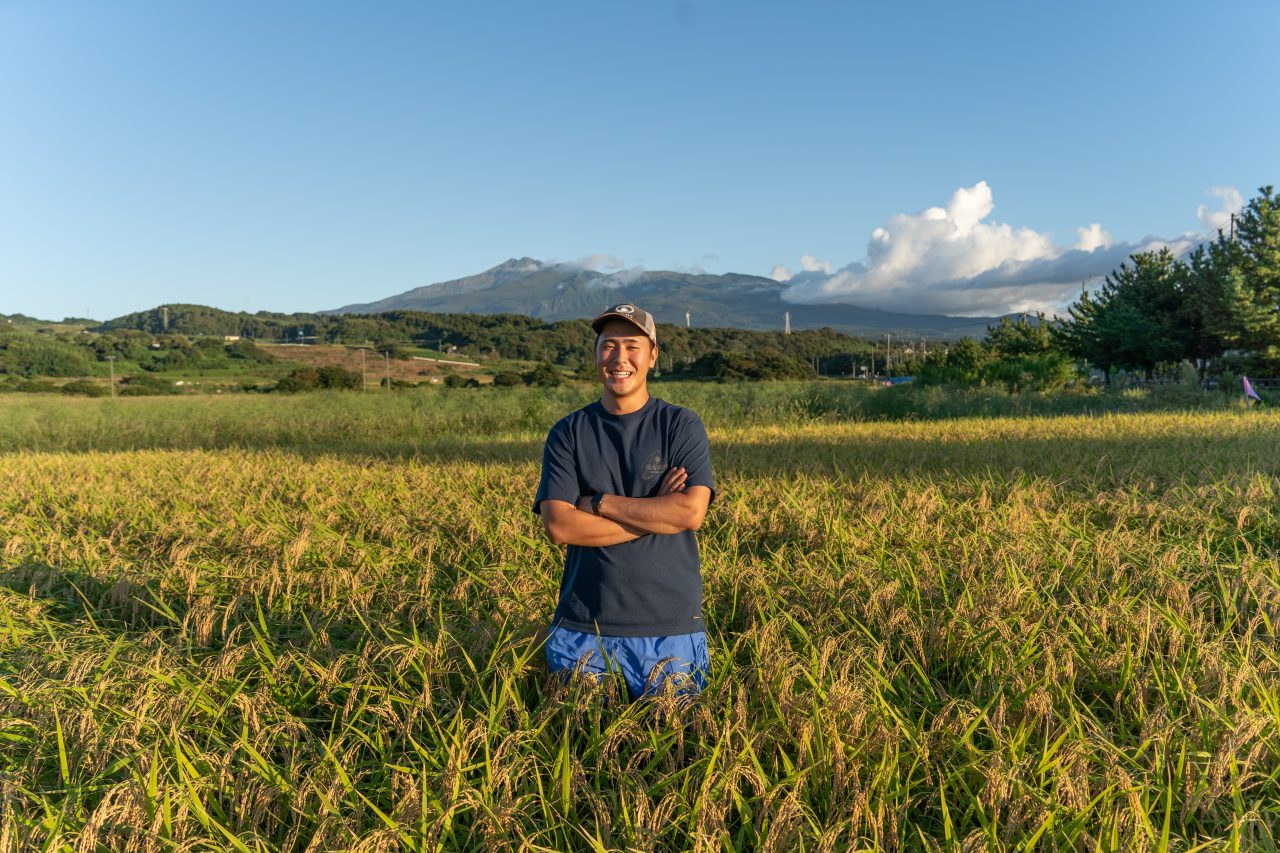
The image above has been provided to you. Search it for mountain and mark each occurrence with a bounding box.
[327,258,1004,338]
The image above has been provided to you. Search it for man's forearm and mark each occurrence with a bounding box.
[541,501,645,547]
[599,489,708,535]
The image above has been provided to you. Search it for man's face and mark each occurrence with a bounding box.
[595,319,657,397]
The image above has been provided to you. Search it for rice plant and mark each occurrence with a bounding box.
[1,392,1278,850]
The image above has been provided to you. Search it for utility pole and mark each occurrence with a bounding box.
[107,356,116,398]
[784,312,791,335]
[360,348,367,392]
[384,351,390,390]
[685,311,691,328]
[885,334,892,380]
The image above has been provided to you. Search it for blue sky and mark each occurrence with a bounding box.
[2,0,1277,319]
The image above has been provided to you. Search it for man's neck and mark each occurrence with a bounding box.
[600,388,650,415]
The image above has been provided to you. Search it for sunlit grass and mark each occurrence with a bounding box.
[1,396,1278,850]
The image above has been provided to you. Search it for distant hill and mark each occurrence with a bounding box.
[89,304,901,378]
[327,257,1004,339]
[3,313,97,327]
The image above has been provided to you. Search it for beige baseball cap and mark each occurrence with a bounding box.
[591,303,657,346]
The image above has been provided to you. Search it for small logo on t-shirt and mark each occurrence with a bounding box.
[642,450,665,481]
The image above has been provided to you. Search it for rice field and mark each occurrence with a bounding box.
[1,389,1278,851]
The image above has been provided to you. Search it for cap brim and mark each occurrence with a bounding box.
[591,313,651,338]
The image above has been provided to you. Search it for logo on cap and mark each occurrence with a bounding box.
[614,304,635,314]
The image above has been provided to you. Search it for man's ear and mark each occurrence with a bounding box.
[649,344,659,368]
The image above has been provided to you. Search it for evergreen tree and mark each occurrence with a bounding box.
[1181,238,1256,376]
[983,314,1075,391]
[1056,250,1183,382]
[1230,186,1280,356]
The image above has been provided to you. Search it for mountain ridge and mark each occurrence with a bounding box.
[326,258,1007,339]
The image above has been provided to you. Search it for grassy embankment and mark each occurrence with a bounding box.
[1,386,1278,850]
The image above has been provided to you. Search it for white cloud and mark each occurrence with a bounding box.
[771,254,831,282]
[779,181,1229,317]
[1074,223,1112,251]
[799,254,832,273]
[1196,186,1244,234]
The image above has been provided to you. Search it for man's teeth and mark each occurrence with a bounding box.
[609,371,632,377]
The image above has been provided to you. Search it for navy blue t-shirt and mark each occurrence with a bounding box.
[533,396,715,637]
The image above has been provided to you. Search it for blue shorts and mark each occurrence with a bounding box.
[545,625,709,702]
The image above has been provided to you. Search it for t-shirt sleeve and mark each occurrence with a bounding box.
[671,409,715,503]
[533,420,580,514]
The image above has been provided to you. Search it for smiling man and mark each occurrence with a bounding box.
[534,303,715,702]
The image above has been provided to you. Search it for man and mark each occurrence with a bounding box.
[533,303,715,702]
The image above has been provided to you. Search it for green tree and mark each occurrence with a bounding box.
[1056,250,1185,383]
[982,314,1076,391]
[685,348,815,382]
[1180,238,1257,378]
[985,314,1053,358]
[1054,287,1114,384]
[1230,186,1280,356]
[915,337,990,387]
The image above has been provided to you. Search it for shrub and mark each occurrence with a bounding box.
[226,339,275,362]
[317,366,362,390]
[0,337,93,377]
[492,372,524,387]
[60,380,109,397]
[524,361,563,387]
[118,374,178,396]
[373,342,411,360]
[275,366,362,393]
[15,379,58,393]
[443,374,470,389]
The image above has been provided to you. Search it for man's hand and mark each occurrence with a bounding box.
[658,466,688,495]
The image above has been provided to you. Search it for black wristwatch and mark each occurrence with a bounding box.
[590,492,606,516]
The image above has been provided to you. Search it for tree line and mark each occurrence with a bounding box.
[8,185,1275,391]
[910,186,1279,391]
[1056,186,1279,384]
[87,307,874,377]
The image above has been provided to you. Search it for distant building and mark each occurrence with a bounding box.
[223,335,241,342]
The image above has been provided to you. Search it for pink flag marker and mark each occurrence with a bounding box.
[1243,376,1262,402]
